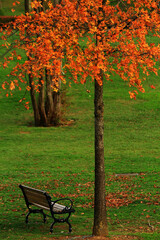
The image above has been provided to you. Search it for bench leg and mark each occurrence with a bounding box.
[50,213,72,233]
[25,209,47,224]
[66,220,72,232]
[26,212,31,224]
[41,210,47,223]
[66,213,72,232]
[50,220,56,233]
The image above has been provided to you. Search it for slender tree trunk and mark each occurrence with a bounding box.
[24,0,30,13]
[93,6,108,233]
[93,72,108,236]
[93,0,108,236]
[38,75,48,126]
[29,74,40,126]
[53,0,61,7]
[52,90,61,125]
[45,71,54,124]
[51,0,62,126]
[24,0,63,127]
[25,0,41,126]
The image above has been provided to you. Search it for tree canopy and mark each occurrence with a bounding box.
[1,0,159,100]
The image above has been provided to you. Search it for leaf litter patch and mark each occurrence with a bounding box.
[51,235,140,240]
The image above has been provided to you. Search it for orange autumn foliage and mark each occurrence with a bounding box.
[0,0,160,98]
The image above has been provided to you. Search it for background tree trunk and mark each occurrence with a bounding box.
[45,72,54,125]
[38,75,48,126]
[24,0,30,13]
[93,73,108,236]
[51,0,62,126]
[24,0,63,127]
[29,74,40,126]
[52,90,61,125]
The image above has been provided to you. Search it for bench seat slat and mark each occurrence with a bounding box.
[31,203,50,211]
[24,189,46,198]
[25,194,49,208]
[52,203,66,213]
[23,189,50,208]
[31,202,67,213]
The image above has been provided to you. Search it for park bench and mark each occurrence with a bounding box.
[19,184,75,233]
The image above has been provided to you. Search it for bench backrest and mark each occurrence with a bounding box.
[19,184,51,211]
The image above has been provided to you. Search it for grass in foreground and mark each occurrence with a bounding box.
[0,69,160,239]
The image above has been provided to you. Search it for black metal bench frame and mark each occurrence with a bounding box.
[19,184,75,233]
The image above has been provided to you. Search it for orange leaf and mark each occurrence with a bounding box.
[2,83,6,90]
[150,85,156,89]
[3,62,8,68]
[129,91,136,100]
[17,55,22,60]
[10,81,15,91]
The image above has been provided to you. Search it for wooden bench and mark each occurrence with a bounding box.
[19,184,75,233]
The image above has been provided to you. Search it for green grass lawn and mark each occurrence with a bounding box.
[0,67,160,239]
[0,3,160,239]
[0,0,25,15]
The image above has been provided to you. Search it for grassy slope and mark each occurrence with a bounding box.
[0,67,160,239]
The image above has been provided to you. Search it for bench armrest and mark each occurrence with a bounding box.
[51,198,74,210]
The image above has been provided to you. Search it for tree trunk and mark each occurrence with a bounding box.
[45,71,54,125]
[93,72,108,236]
[29,74,40,126]
[24,0,30,13]
[52,90,61,125]
[92,3,108,234]
[25,0,63,127]
[38,75,48,126]
[53,0,61,7]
